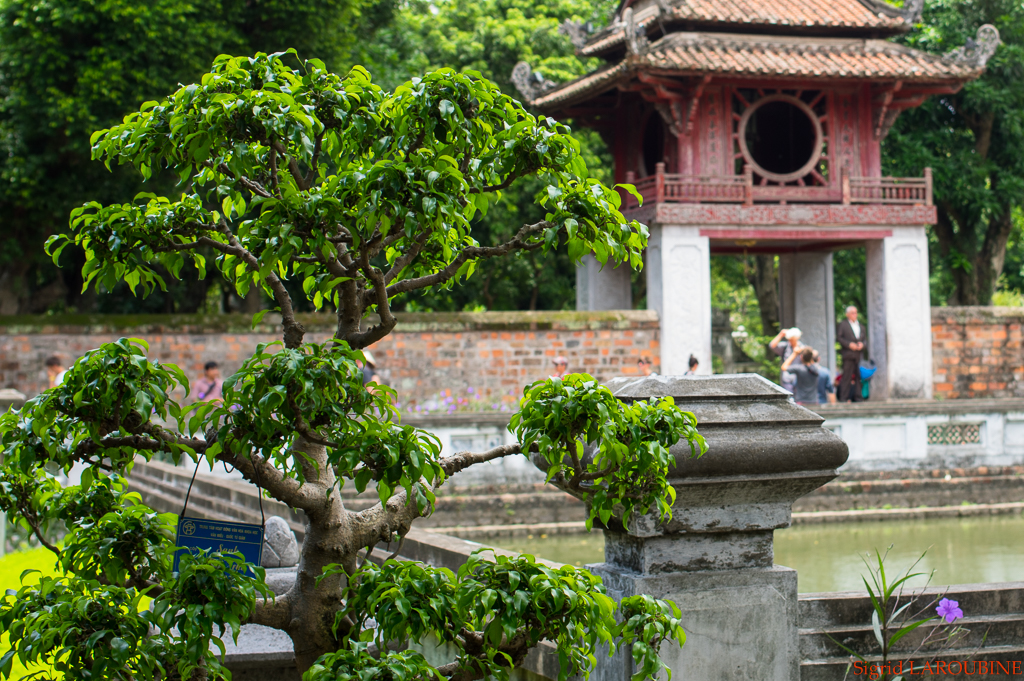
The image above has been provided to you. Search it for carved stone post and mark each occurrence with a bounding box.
[577,376,847,681]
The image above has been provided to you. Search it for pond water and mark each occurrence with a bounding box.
[489,514,1024,593]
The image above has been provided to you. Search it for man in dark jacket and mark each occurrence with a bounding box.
[836,305,866,402]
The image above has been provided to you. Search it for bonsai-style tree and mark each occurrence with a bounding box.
[0,52,705,680]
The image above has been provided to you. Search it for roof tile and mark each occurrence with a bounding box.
[581,0,907,56]
[534,32,977,109]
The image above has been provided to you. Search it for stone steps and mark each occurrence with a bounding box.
[800,645,1024,680]
[128,460,306,540]
[801,612,1024,658]
[793,466,1024,513]
[798,582,1024,680]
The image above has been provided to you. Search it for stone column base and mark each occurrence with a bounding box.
[591,563,800,681]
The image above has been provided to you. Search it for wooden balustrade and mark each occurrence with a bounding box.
[621,165,934,209]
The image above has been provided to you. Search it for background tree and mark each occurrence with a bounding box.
[362,0,621,311]
[885,0,1024,305]
[0,54,702,678]
[0,0,394,315]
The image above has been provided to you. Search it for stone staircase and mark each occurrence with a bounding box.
[128,460,306,540]
[130,461,1024,540]
[129,460,585,538]
[799,582,1024,680]
[793,466,1024,518]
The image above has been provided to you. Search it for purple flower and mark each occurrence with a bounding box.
[936,598,963,623]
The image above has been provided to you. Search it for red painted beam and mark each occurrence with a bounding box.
[700,228,893,240]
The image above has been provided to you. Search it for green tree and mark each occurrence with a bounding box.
[884,0,1024,305]
[362,0,620,311]
[0,54,702,678]
[0,0,390,315]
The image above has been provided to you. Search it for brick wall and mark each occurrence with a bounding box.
[932,307,1024,400]
[0,311,660,409]
[12,307,1024,404]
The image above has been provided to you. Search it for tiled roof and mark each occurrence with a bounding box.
[581,0,908,57]
[534,33,977,109]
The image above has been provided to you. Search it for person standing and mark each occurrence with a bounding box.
[836,306,866,402]
[195,361,224,402]
[813,350,836,405]
[45,356,68,388]
[637,357,658,377]
[781,347,820,406]
[550,356,569,379]
[684,355,698,376]
[359,350,381,385]
[769,327,803,394]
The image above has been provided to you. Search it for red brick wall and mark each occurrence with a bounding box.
[366,311,659,411]
[0,311,660,409]
[15,307,1024,404]
[932,307,1024,400]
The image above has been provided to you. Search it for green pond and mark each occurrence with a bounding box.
[489,514,1024,593]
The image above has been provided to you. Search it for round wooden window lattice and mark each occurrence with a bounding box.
[738,94,824,184]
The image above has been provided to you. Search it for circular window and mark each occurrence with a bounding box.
[738,94,823,183]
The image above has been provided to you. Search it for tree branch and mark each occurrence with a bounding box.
[216,449,329,516]
[350,444,522,547]
[385,221,551,298]
[21,505,62,556]
[383,231,431,285]
[347,252,397,349]
[249,591,295,631]
[440,443,521,478]
[303,132,325,188]
[206,162,273,199]
[469,168,534,194]
[212,221,305,348]
[272,141,309,191]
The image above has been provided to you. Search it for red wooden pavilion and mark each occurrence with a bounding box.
[514,0,997,398]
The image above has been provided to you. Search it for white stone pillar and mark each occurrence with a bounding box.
[646,224,712,375]
[778,252,837,376]
[575,255,632,310]
[866,227,933,400]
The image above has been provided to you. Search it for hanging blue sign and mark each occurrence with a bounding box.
[174,517,264,574]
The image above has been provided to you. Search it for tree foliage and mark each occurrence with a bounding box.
[885,0,1024,305]
[0,55,705,678]
[0,0,393,315]
[360,0,620,312]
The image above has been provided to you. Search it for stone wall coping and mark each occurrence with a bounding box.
[405,395,1024,426]
[404,412,514,429]
[0,310,659,336]
[931,305,1024,324]
[813,398,1024,418]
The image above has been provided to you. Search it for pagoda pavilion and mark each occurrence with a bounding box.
[513,0,998,399]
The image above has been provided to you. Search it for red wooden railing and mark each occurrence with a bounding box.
[845,168,932,205]
[622,164,933,210]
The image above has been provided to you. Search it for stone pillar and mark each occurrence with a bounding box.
[778,252,837,376]
[573,376,848,681]
[646,224,712,375]
[576,255,632,311]
[866,227,933,400]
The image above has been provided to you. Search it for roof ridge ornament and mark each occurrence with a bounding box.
[559,20,592,50]
[857,0,924,23]
[510,62,557,104]
[943,24,1000,69]
[623,7,650,56]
